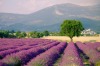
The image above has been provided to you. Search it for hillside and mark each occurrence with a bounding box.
[0,3,100,32]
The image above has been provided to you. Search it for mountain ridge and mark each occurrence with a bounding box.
[0,3,100,32]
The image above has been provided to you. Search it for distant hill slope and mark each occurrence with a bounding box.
[0,3,100,32]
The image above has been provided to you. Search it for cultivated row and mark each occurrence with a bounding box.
[76,42,100,64]
[25,42,67,66]
[60,42,84,66]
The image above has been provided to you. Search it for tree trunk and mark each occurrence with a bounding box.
[70,37,73,42]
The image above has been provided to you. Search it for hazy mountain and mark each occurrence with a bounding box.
[0,3,100,32]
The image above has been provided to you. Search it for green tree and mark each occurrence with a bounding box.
[15,31,27,38]
[21,32,27,38]
[60,20,84,41]
[15,31,22,38]
[43,30,49,36]
[0,30,9,38]
[0,30,4,38]
[29,31,40,38]
[38,32,44,37]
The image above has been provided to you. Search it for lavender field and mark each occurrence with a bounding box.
[0,38,100,66]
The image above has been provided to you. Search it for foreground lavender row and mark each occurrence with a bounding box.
[60,42,84,66]
[25,42,67,66]
[2,42,59,66]
[76,42,100,66]
[0,38,100,66]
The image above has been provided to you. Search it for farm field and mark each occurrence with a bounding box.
[42,36,100,42]
[0,38,100,66]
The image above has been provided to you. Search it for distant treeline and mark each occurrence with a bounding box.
[0,30,52,38]
[0,30,99,38]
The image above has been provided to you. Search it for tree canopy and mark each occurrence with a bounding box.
[43,30,49,36]
[60,20,84,41]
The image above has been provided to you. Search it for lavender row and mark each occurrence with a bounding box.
[76,41,100,64]
[0,61,7,66]
[60,42,84,66]
[0,39,55,52]
[0,39,56,59]
[0,38,55,46]
[0,39,50,47]
[0,45,33,59]
[25,42,67,66]
[0,46,17,52]
[85,42,100,52]
[2,42,59,66]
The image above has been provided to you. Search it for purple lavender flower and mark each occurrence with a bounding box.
[25,42,67,66]
[2,41,60,66]
[60,42,84,66]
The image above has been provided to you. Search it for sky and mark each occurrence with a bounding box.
[0,0,100,14]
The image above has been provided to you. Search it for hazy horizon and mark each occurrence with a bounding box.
[0,0,100,14]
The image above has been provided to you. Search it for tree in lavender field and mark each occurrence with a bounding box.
[60,20,84,41]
